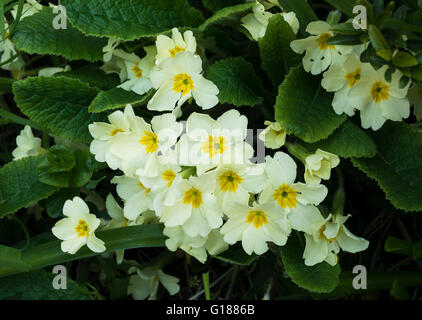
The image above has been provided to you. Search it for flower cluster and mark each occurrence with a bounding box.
[48,26,369,271]
[291,20,414,131]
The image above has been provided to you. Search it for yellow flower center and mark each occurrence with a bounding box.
[4,31,8,39]
[246,210,268,229]
[319,225,342,243]
[138,181,151,197]
[173,73,194,96]
[162,169,176,188]
[370,81,390,103]
[317,33,335,50]
[169,45,185,57]
[201,135,227,158]
[122,218,129,227]
[345,68,361,88]
[131,64,143,78]
[139,131,159,153]
[183,187,203,209]
[110,128,124,136]
[218,170,243,192]
[273,183,298,208]
[75,220,90,237]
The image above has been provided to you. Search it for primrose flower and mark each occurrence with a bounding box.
[290,21,353,75]
[164,227,228,263]
[147,52,219,112]
[89,104,136,171]
[155,27,197,64]
[322,54,370,116]
[258,120,286,149]
[102,37,120,62]
[177,110,254,175]
[160,172,223,238]
[304,149,340,185]
[408,85,422,121]
[220,201,291,255]
[127,266,180,300]
[110,112,183,176]
[12,125,43,160]
[111,175,154,221]
[260,152,327,232]
[296,211,369,266]
[213,163,267,210]
[101,49,135,81]
[118,46,156,96]
[52,197,106,255]
[38,65,71,77]
[348,65,410,130]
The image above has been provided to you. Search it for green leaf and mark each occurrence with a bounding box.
[213,243,259,266]
[391,280,411,300]
[258,14,301,87]
[55,66,121,91]
[206,57,264,107]
[202,0,243,12]
[11,7,106,62]
[0,269,92,300]
[352,122,422,212]
[330,22,362,35]
[280,235,341,293]
[0,156,58,218]
[368,24,390,51]
[198,2,254,31]
[61,0,204,41]
[307,120,377,158]
[385,236,413,256]
[277,0,318,34]
[0,245,30,274]
[13,77,106,143]
[37,147,94,188]
[325,0,355,17]
[0,225,166,277]
[88,88,154,113]
[327,34,363,45]
[392,51,418,67]
[275,65,347,143]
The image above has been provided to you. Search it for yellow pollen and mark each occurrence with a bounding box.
[246,210,268,228]
[4,31,8,39]
[162,169,176,188]
[316,33,335,50]
[218,170,243,192]
[370,81,390,103]
[183,187,203,209]
[169,45,185,57]
[139,131,159,153]
[319,225,342,243]
[345,68,361,88]
[122,218,129,227]
[173,73,194,96]
[201,135,227,158]
[75,220,90,237]
[273,184,298,208]
[110,128,124,136]
[138,181,151,197]
[131,64,143,78]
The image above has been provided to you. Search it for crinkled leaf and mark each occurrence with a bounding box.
[0,269,92,300]
[352,122,422,212]
[202,0,243,12]
[11,7,106,62]
[206,57,264,107]
[307,120,377,158]
[13,77,105,143]
[88,88,154,113]
[280,235,341,293]
[258,14,301,86]
[55,66,120,91]
[0,155,58,218]
[61,0,204,41]
[275,65,347,143]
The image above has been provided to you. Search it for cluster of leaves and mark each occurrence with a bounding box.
[0,0,421,300]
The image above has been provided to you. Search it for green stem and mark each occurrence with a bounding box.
[11,216,30,251]
[9,0,24,37]
[332,168,345,217]
[0,108,45,131]
[285,142,311,164]
[0,224,166,278]
[202,272,211,300]
[0,53,19,67]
